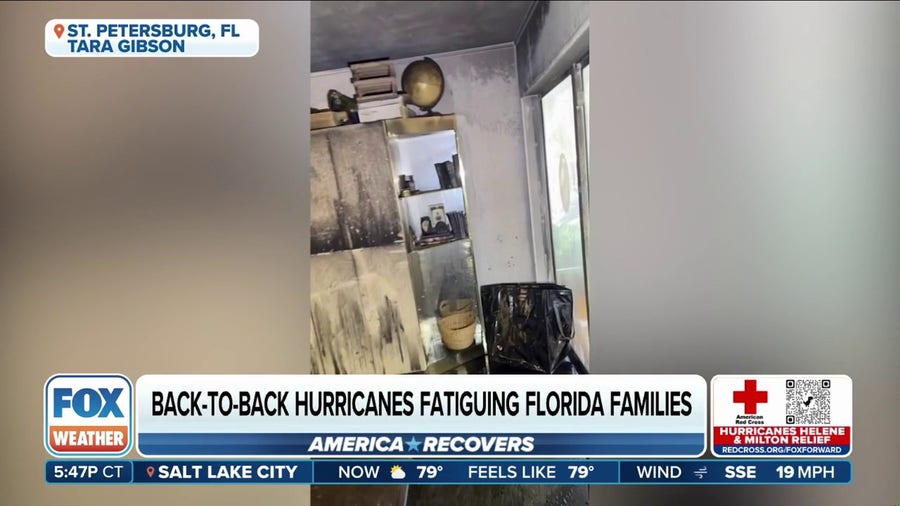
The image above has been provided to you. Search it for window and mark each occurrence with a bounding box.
[541,71,588,365]
[582,64,590,163]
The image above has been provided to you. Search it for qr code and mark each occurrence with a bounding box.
[785,379,831,424]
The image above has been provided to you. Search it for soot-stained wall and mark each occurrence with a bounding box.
[310,44,536,284]
[515,0,590,95]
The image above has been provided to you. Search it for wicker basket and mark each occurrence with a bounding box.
[439,298,474,317]
[437,311,476,350]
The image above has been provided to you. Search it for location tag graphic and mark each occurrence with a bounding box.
[146,466,155,478]
[54,24,65,39]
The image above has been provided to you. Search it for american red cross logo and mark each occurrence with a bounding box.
[733,379,768,414]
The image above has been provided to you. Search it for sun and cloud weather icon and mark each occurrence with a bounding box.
[390,465,406,480]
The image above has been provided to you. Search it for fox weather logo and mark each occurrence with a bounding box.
[44,374,133,457]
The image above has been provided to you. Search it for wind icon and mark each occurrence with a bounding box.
[693,466,709,479]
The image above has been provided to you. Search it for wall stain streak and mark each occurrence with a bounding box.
[329,124,405,250]
[310,246,425,375]
[311,124,405,254]
[310,131,349,254]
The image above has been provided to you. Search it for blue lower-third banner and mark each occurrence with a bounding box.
[135,433,706,457]
[46,459,851,485]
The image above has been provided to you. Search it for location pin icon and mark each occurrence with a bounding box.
[146,466,155,478]
[54,24,65,39]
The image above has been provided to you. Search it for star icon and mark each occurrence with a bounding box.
[405,437,422,452]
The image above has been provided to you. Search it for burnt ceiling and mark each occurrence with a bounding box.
[311,1,535,72]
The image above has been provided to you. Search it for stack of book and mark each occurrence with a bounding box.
[349,59,409,123]
[358,94,408,123]
[434,158,461,189]
[447,211,468,240]
[417,233,454,248]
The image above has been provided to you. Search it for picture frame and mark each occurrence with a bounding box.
[429,204,452,235]
[420,216,434,238]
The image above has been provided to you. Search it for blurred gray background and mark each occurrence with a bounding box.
[589,2,900,504]
[0,2,311,505]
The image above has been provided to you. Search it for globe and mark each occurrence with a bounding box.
[401,57,445,113]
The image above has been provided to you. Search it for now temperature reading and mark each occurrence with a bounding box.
[417,465,444,479]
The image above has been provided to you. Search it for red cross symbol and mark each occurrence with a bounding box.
[733,379,768,414]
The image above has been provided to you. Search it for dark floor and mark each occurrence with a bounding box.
[408,485,589,506]
[311,485,408,506]
[311,485,590,506]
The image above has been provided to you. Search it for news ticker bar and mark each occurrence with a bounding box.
[46,459,851,485]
